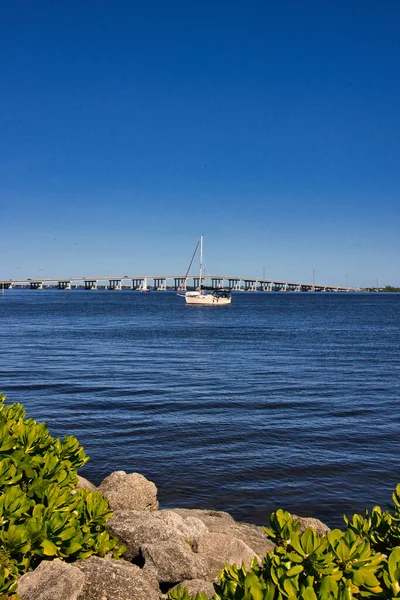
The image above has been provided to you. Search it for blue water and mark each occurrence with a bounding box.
[1,290,399,528]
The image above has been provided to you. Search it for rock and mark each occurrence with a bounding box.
[77,475,97,491]
[196,532,260,577]
[170,579,216,598]
[18,558,86,600]
[98,471,158,511]
[109,509,259,583]
[141,541,209,582]
[108,509,208,560]
[171,508,274,557]
[171,508,235,529]
[76,555,160,600]
[293,515,331,536]
[228,521,274,557]
[141,532,260,583]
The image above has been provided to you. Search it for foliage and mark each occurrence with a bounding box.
[168,587,209,600]
[364,286,400,293]
[169,501,400,600]
[343,484,400,556]
[0,393,124,600]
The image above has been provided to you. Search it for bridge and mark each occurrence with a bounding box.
[0,275,358,293]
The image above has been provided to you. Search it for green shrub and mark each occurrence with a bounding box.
[343,484,400,555]
[168,587,209,600]
[169,501,400,600]
[0,393,124,599]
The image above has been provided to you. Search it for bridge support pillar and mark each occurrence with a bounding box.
[154,278,167,290]
[211,278,224,289]
[84,280,98,290]
[174,278,185,290]
[133,279,144,290]
[244,280,257,291]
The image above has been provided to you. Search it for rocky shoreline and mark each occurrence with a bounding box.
[18,471,330,600]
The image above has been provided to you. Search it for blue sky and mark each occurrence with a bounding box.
[1,0,399,287]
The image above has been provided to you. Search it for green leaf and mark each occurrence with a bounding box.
[283,577,298,597]
[249,584,264,600]
[286,565,303,577]
[301,588,318,600]
[319,576,339,596]
[334,539,350,561]
[388,546,400,581]
[302,528,317,556]
[65,541,83,554]
[41,539,58,556]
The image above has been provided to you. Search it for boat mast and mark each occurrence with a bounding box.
[199,235,203,291]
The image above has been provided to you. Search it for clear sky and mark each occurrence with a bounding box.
[1,0,399,287]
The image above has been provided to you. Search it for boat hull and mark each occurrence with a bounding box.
[185,292,231,305]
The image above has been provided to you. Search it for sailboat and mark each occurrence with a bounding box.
[178,236,232,305]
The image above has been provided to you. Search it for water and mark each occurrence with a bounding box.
[1,290,399,529]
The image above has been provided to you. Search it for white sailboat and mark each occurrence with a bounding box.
[178,236,232,305]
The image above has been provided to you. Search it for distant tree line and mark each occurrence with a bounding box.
[365,285,400,292]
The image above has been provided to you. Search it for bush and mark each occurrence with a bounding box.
[169,496,400,600]
[0,393,124,600]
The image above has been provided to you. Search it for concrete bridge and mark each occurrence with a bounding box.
[0,275,358,293]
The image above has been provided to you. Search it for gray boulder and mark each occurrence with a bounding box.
[141,540,209,582]
[141,532,260,583]
[18,559,86,600]
[171,508,274,557]
[293,515,331,536]
[98,471,159,511]
[228,521,274,557]
[76,555,160,600]
[108,509,208,560]
[77,475,97,491]
[109,508,260,583]
[171,508,235,529]
[197,532,260,577]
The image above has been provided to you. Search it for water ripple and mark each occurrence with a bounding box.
[1,291,399,527]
